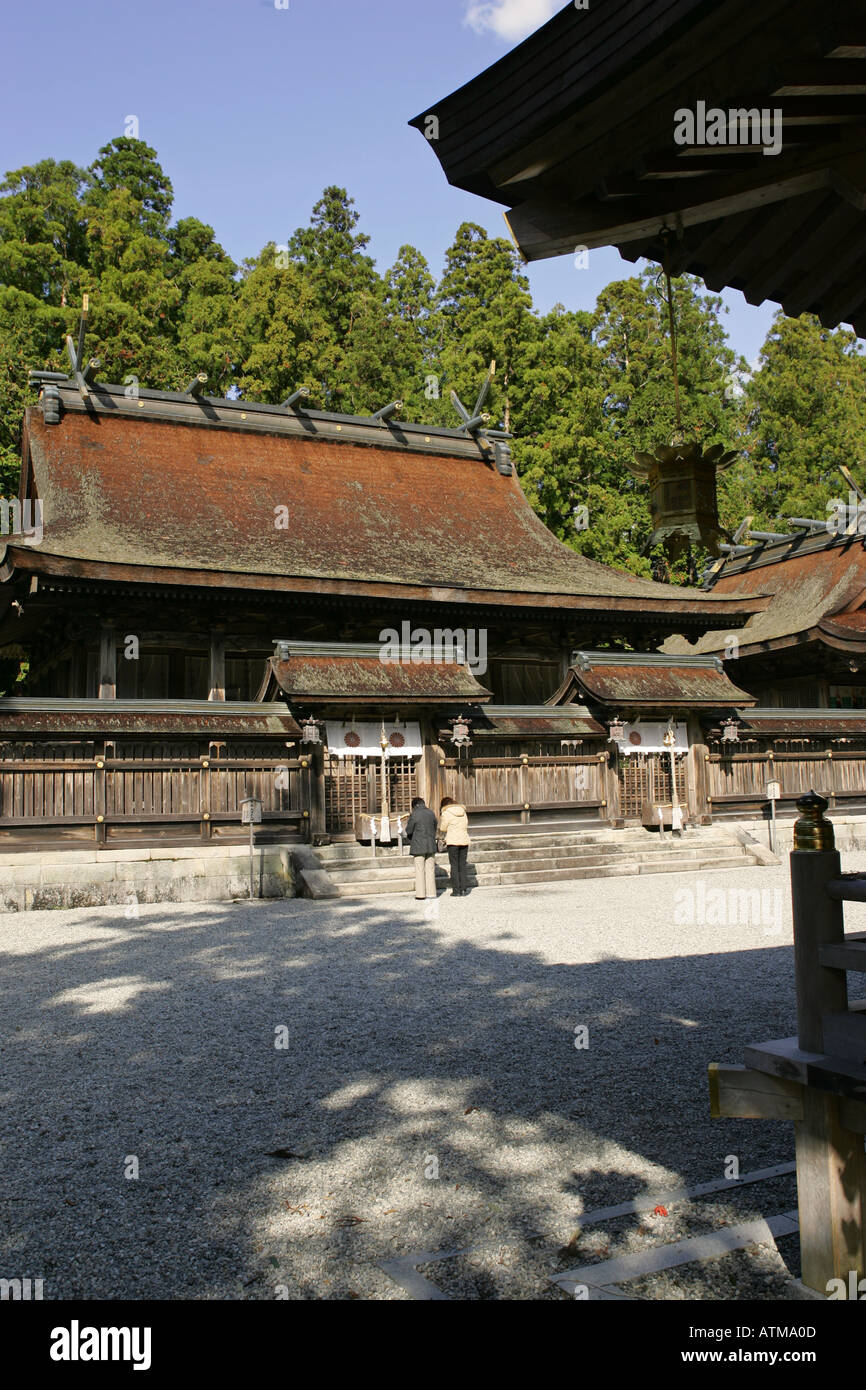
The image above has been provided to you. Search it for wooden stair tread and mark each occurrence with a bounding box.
[818,934,866,971]
[744,1036,866,1101]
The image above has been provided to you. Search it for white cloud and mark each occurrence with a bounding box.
[464,0,560,43]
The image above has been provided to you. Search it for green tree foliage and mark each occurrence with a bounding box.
[86,138,173,236]
[233,244,327,403]
[1,137,864,586]
[734,313,866,528]
[434,223,536,431]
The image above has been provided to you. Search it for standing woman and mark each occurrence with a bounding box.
[439,796,471,896]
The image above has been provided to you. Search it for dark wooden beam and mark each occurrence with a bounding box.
[98,625,116,700]
[739,192,848,304]
[510,167,832,257]
[813,250,866,326]
[209,632,226,702]
[774,59,866,95]
[778,94,866,121]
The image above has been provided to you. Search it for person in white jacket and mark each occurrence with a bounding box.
[439,796,471,896]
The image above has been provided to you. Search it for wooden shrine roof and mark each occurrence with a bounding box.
[411,0,866,335]
[0,381,764,628]
[665,533,866,658]
[446,704,606,738]
[0,698,301,738]
[258,643,493,705]
[731,708,866,736]
[552,650,756,708]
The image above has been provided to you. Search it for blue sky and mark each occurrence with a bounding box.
[1,0,779,365]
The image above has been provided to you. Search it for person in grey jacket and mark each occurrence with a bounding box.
[405,796,438,899]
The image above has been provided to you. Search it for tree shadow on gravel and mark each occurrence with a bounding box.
[0,890,806,1299]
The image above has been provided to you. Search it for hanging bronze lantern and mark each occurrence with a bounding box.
[607,715,626,742]
[626,231,738,561]
[627,439,738,559]
[300,716,322,745]
[720,716,740,744]
[449,715,472,748]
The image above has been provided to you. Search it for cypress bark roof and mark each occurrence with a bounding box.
[0,698,301,737]
[664,535,866,657]
[258,645,492,704]
[3,384,764,627]
[552,651,756,708]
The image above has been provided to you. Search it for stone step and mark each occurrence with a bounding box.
[317,828,731,859]
[320,830,740,860]
[323,844,749,881]
[332,852,760,896]
[321,839,744,871]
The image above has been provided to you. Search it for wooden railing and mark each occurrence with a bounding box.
[439,752,607,822]
[0,740,311,845]
[707,745,866,819]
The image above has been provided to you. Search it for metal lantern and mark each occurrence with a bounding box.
[721,716,740,744]
[626,439,738,560]
[300,716,322,745]
[607,715,626,742]
[449,715,472,748]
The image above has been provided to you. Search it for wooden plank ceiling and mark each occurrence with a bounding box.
[411,0,866,334]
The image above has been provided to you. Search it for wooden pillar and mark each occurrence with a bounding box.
[98,626,116,700]
[603,748,621,825]
[416,720,431,805]
[309,745,326,840]
[795,1088,866,1292]
[687,713,709,824]
[209,633,226,702]
[790,829,865,1291]
[94,741,107,844]
[68,645,83,698]
[790,848,848,1052]
[169,649,184,699]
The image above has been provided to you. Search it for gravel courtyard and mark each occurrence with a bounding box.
[3,857,864,1301]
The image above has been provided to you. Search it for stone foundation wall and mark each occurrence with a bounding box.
[0,844,297,913]
[726,815,866,858]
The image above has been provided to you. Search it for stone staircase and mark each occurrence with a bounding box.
[314,824,771,899]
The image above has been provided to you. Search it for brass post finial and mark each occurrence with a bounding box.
[793,789,835,851]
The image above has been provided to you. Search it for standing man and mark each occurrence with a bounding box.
[405,796,438,900]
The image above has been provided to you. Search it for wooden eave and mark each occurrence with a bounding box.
[549,651,757,708]
[259,650,493,705]
[0,698,302,738]
[0,547,768,625]
[412,0,866,334]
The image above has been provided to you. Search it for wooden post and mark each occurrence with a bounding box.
[98,626,116,700]
[687,713,709,823]
[208,633,226,702]
[68,645,83,698]
[200,754,212,841]
[519,755,530,824]
[790,849,848,1052]
[94,742,106,845]
[310,746,327,840]
[789,793,866,1292]
[603,748,621,825]
[794,1088,866,1292]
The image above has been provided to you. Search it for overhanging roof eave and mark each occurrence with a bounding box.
[1,549,767,621]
